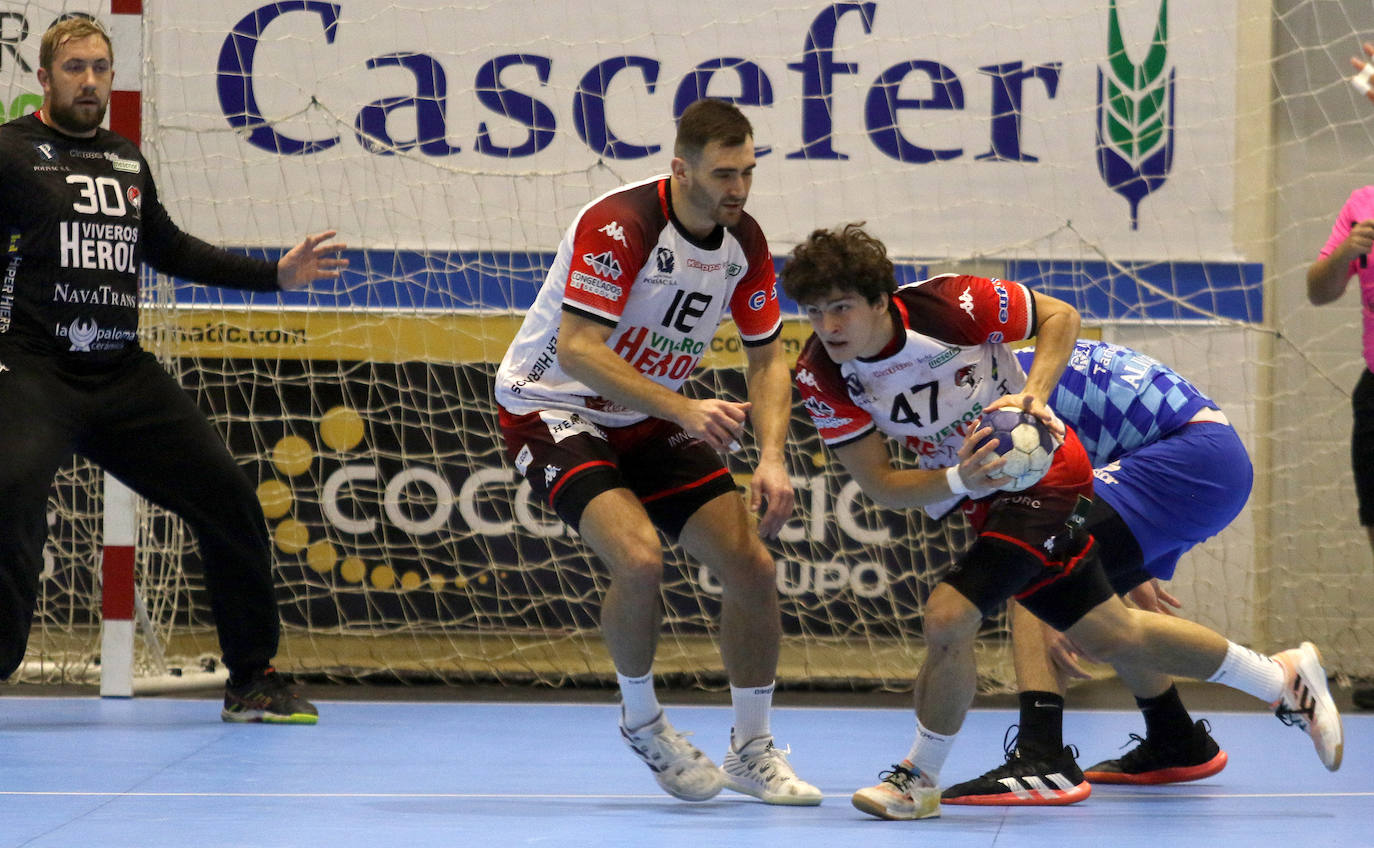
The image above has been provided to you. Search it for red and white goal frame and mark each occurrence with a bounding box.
[98,0,225,697]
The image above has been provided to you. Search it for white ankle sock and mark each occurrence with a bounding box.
[731,681,775,747]
[906,718,956,784]
[617,670,660,729]
[1205,641,1285,704]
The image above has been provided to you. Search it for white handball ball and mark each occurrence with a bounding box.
[976,408,1057,492]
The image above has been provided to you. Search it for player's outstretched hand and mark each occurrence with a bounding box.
[1046,629,1095,680]
[1352,42,1374,104]
[952,419,1007,493]
[278,230,350,291]
[1125,578,1182,616]
[984,391,1065,440]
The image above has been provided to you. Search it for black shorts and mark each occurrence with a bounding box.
[944,427,1115,631]
[497,406,738,538]
[1352,369,1374,526]
[1082,495,1152,596]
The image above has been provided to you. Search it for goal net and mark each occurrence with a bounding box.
[7,0,1373,693]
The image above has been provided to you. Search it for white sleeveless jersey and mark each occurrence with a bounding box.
[495,175,781,427]
[795,275,1037,515]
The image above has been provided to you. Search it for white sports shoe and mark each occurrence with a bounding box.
[620,711,726,801]
[851,760,941,821]
[721,734,823,805]
[1271,641,1344,771]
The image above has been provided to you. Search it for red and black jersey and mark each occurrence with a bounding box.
[0,114,278,364]
[495,175,781,426]
[795,274,1069,518]
[796,274,1035,453]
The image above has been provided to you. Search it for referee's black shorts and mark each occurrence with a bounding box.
[1352,368,1374,526]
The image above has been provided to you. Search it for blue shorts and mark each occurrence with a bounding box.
[1090,421,1252,581]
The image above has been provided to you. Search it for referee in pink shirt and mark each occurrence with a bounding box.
[1307,185,1374,711]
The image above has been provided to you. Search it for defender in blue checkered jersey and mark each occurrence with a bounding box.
[943,340,1253,804]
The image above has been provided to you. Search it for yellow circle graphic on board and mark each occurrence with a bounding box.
[340,556,367,584]
[274,518,310,554]
[306,540,338,575]
[370,565,396,590]
[272,435,314,476]
[320,406,365,452]
[256,479,293,519]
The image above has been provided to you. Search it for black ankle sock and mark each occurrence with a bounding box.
[1017,690,1065,756]
[227,667,268,689]
[1136,684,1193,740]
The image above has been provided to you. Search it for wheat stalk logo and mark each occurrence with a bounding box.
[1096,0,1174,229]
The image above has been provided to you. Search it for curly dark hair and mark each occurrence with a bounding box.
[780,222,897,306]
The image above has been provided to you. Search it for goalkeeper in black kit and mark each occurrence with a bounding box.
[0,17,346,722]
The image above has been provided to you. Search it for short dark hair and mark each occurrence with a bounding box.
[40,16,112,72]
[781,222,897,305]
[675,99,753,161]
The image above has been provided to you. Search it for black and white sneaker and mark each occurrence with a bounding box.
[941,728,1090,806]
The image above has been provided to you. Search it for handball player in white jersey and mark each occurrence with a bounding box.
[781,223,1342,822]
[495,99,819,805]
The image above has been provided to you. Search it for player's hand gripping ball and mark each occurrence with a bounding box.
[975,408,1058,491]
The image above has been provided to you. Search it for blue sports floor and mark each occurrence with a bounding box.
[1,696,1369,847]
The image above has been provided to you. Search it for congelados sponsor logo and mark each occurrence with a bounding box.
[568,270,622,301]
[175,323,309,346]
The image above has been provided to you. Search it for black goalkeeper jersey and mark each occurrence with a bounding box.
[0,113,279,364]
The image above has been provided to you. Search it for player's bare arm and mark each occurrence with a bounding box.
[1307,220,1374,305]
[277,231,350,291]
[742,337,795,538]
[558,310,749,450]
[831,428,1004,511]
[985,290,1079,436]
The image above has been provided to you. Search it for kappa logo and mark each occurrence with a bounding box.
[1096,0,1174,229]
[582,250,623,280]
[544,464,560,486]
[958,286,975,320]
[598,221,628,246]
